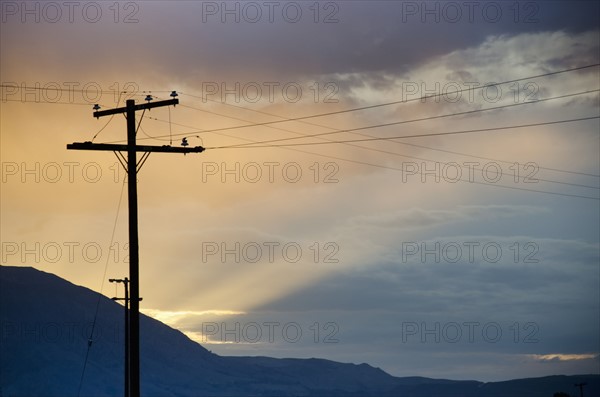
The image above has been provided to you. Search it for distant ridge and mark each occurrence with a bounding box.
[1,265,598,396]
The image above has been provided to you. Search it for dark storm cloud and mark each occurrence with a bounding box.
[147,0,600,79]
[3,1,598,83]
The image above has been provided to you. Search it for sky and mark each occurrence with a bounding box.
[1,0,599,383]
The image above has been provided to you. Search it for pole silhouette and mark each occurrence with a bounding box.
[110,278,130,397]
[68,96,204,396]
[574,382,587,397]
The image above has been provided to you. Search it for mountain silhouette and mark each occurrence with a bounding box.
[0,265,597,396]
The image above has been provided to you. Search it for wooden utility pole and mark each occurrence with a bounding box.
[68,97,204,397]
[110,277,139,397]
[574,382,587,397]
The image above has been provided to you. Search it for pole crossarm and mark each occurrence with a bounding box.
[93,98,179,118]
[67,141,205,153]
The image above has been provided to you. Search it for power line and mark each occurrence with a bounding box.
[81,65,599,198]
[382,140,600,178]
[275,147,599,200]
[7,63,596,112]
[177,92,599,178]
[175,63,599,130]
[0,84,132,95]
[320,139,599,190]
[139,124,172,142]
[7,79,600,181]
[77,179,126,396]
[0,87,154,108]
[107,88,600,146]
[271,144,600,200]
[134,99,600,194]
[207,115,600,191]
[142,111,599,189]
[156,102,330,141]
[208,89,599,148]
[0,84,161,100]
[181,91,313,120]
[208,116,600,149]
[90,92,124,142]
[142,115,599,198]
[1,98,94,106]
[8,64,596,127]
[176,63,597,139]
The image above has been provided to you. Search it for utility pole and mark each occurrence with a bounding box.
[110,277,141,397]
[574,382,587,397]
[68,95,204,397]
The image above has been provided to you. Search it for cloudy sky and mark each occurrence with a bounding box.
[1,0,599,382]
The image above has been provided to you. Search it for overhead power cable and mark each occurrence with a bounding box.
[208,116,599,149]
[77,179,126,396]
[208,89,600,148]
[176,63,600,129]
[106,88,599,145]
[172,92,600,178]
[140,115,599,196]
